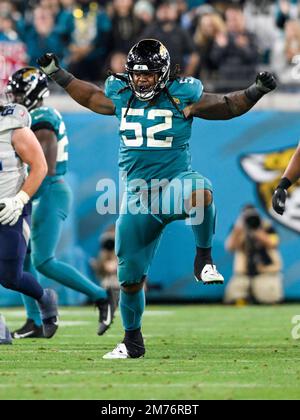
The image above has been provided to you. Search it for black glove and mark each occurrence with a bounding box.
[37,53,60,76]
[256,72,277,94]
[272,188,287,215]
[37,53,74,88]
[272,178,292,215]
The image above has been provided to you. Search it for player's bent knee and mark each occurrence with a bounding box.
[121,283,144,294]
[0,263,22,291]
[35,257,55,277]
[121,277,145,294]
[190,189,213,208]
[204,190,213,207]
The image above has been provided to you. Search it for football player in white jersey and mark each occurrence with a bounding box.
[0,103,59,339]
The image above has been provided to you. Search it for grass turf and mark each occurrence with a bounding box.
[0,304,300,400]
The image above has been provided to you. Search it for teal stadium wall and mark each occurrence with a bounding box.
[1,110,300,305]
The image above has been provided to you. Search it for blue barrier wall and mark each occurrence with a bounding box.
[1,110,300,305]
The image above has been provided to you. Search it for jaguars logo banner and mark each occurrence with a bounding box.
[241,146,300,233]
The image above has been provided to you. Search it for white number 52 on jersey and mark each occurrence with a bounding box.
[120,108,173,148]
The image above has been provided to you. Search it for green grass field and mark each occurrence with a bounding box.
[0,304,300,400]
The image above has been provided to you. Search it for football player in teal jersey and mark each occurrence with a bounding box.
[37,39,276,358]
[7,68,115,339]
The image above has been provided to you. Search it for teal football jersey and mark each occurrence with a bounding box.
[104,75,203,184]
[30,106,69,197]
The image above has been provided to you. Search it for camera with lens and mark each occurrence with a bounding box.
[100,229,115,252]
[101,237,115,252]
[243,206,262,231]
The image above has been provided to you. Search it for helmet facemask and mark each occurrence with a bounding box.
[127,65,170,101]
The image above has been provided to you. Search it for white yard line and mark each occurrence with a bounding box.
[3,310,174,318]
[0,383,295,389]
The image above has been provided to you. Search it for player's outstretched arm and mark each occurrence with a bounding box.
[272,145,300,215]
[37,53,115,115]
[281,145,300,185]
[184,72,276,120]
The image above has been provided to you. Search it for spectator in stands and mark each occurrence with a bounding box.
[141,0,199,76]
[0,1,17,15]
[276,0,299,29]
[18,6,64,67]
[60,0,76,10]
[40,0,74,50]
[67,0,112,81]
[271,19,300,84]
[0,12,19,41]
[0,11,27,93]
[108,50,127,74]
[243,0,279,65]
[133,0,155,26]
[109,0,143,54]
[194,12,227,81]
[224,205,283,305]
[209,5,259,90]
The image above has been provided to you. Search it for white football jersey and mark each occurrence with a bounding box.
[0,104,31,199]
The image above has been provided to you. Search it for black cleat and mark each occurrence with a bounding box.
[124,341,146,359]
[12,318,44,339]
[96,290,116,336]
[38,289,59,339]
[42,316,59,339]
[103,330,145,359]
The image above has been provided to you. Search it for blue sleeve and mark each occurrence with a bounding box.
[189,78,204,103]
[178,77,204,104]
[104,76,125,100]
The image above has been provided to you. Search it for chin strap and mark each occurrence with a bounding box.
[124,93,135,118]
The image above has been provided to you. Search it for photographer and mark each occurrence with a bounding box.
[224,205,283,305]
[90,225,119,306]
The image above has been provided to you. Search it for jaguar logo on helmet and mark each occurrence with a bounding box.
[126,39,171,101]
[160,44,168,57]
[23,68,38,80]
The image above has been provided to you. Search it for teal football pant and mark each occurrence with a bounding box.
[116,171,215,331]
[22,179,107,325]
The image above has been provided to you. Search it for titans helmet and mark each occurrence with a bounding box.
[7,67,49,111]
[125,39,171,101]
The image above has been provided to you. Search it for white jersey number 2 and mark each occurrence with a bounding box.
[56,121,69,162]
[121,108,173,148]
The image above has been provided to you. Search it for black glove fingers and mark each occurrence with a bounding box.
[272,188,287,215]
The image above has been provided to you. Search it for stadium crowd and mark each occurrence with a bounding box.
[1,0,300,91]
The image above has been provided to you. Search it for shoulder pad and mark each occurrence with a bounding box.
[0,104,31,132]
[31,106,61,127]
[104,75,128,100]
[174,77,204,103]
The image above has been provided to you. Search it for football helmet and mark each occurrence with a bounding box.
[125,39,170,101]
[7,67,49,111]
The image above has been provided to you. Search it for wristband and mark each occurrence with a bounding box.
[16,190,30,205]
[245,84,264,103]
[277,177,292,191]
[51,68,75,88]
